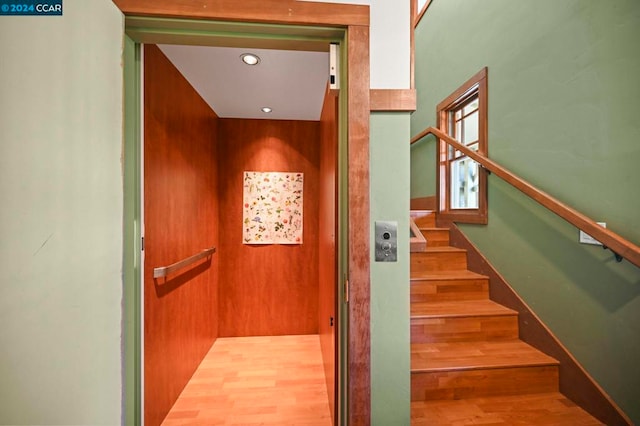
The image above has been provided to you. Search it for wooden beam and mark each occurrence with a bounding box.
[112,0,369,26]
[347,24,371,426]
[370,89,416,112]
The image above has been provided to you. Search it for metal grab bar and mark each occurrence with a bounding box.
[153,246,216,278]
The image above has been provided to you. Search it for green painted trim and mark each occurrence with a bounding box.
[125,16,343,51]
[126,16,344,37]
[337,32,349,426]
[123,35,142,426]
[122,17,348,425]
[126,30,334,52]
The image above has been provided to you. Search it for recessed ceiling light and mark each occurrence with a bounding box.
[261,107,273,113]
[240,53,260,65]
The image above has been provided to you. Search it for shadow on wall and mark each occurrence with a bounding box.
[489,178,640,313]
[154,259,213,298]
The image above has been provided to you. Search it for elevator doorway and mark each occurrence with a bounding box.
[141,41,340,426]
[121,10,372,424]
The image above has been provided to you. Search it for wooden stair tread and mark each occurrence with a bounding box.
[411,270,487,281]
[422,246,466,253]
[411,300,517,318]
[411,340,558,372]
[419,226,449,231]
[411,210,436,227]
[411,392,603,425]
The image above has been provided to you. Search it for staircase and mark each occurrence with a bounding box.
[409,210,602,425]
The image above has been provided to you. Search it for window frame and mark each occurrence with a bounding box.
[413,0,432,28]
[436,67,488,224]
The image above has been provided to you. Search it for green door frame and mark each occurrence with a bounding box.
[123,32,143,426]
[122,16,366,426]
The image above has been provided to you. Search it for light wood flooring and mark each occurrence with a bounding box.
[162,335,332,426]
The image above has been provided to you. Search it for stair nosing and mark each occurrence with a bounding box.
[411,271,488,281]
[410,360,559,374]
[410,300,518,319]
[411,310,518,320]
[410,341,560,373]
[418,246,466,253]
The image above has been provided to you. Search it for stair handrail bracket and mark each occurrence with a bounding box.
[411,126,640,268]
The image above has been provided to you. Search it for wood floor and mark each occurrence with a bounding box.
[162,335,332,426]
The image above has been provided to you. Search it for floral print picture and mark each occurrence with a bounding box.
[243,171,304,244]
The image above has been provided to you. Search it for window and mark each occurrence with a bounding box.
[413,0,432,27]
[437,68,488,224]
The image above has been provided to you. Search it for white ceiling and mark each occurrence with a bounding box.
[158,45,330,121]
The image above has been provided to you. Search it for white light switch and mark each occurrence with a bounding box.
[579,222,606,246]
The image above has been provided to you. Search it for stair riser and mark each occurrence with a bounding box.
[420,229,449,247]
[411,252,467,272]
[411,316,518,343]
[411,366,559,401]
[410,280,489,302]
[410,240,427,252]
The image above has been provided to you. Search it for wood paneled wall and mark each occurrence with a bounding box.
[318,88,338,423]
[218,119,320,337]
[143,45,219,426]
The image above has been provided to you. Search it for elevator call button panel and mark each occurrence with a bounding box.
[375,220,398,262]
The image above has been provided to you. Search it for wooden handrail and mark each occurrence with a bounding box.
[411,126,640,268]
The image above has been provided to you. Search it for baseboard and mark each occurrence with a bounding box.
[410,196,436,211]
[442,220,632,426]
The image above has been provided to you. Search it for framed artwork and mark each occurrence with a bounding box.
[243,171,303,244]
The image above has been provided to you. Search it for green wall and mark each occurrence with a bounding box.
[370,113,411,425]
[0,1,413,423]
[411,0,640,422]
[0,1,124,424]
[410,137,435,199]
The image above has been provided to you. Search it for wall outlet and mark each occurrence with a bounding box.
[579,222,606,246]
